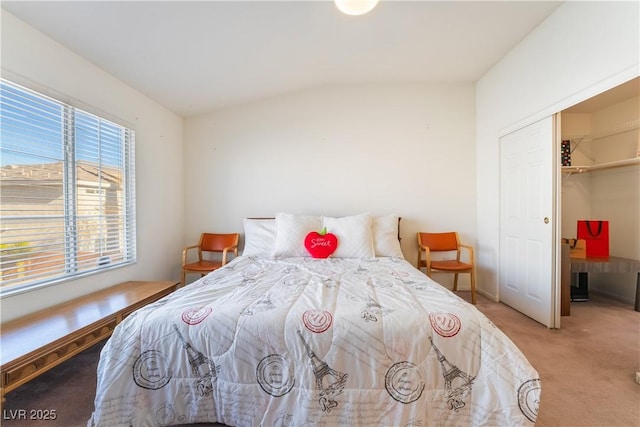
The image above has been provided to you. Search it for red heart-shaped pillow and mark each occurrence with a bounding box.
[304,227,338,258]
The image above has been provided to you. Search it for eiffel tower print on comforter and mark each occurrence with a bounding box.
[88,256,540,427]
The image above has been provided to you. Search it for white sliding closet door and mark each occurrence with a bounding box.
[499,115,558,328]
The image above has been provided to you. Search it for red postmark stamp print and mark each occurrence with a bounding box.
[429,312,461,337]
[302,309,333,333]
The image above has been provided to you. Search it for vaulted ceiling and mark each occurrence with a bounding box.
[3,1,563,117]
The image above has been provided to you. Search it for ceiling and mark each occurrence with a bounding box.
[2,1,564,117]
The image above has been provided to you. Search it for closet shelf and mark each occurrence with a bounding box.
[563,118,640,143]
[562,156,640,175]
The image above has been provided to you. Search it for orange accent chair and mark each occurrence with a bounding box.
[417,232,477,304]
[181,233,239,287]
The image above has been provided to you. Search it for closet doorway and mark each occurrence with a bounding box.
[560,76,640,309]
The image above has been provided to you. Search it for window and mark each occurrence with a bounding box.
[0,79,136,296]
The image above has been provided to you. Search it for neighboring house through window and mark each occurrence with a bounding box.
[0,79,136,296]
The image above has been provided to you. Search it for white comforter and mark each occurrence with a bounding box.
[89,256,540,427]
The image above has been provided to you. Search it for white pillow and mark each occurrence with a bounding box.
[322,213,375,259]
[373,214,404,258]
[272,213,323,258]
[242,218,276,257]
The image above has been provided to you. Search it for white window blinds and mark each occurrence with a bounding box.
[0,79,136,295]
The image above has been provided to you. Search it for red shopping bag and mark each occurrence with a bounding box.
[577,220,609,258]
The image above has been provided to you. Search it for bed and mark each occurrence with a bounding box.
[88,213,540,427]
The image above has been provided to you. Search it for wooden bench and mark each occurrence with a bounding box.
[0,280,178,403]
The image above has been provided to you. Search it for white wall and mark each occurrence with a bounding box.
[476,1,639,299]
[1,12,185,322]
[184,83,477,285]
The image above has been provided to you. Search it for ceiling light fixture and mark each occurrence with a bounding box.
[334,0,379,16]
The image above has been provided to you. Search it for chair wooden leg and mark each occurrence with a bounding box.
[470,269,477,305]
[180,270,186,288]
[453,273,459,291]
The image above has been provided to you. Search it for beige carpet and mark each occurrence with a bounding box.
[476,292,640,427]
[2,292,638,427]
